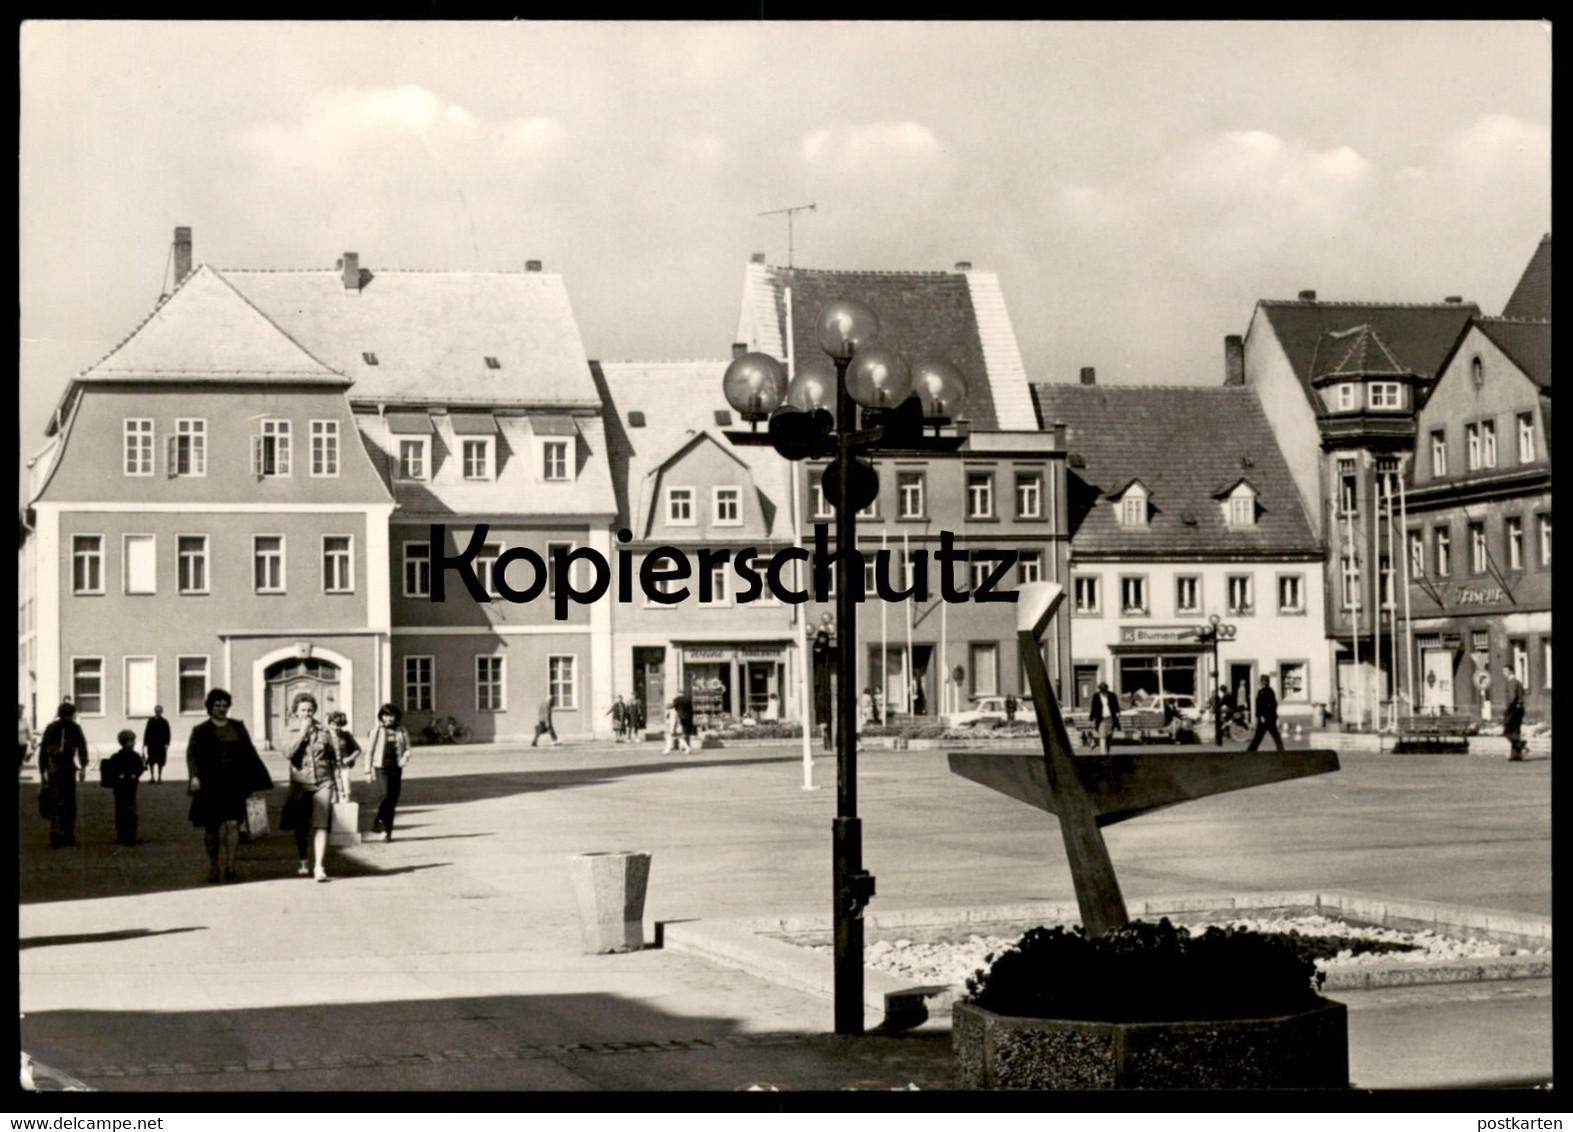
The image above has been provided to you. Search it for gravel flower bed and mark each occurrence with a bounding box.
[816,914,1547,988]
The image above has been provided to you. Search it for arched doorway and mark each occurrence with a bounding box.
[264,656,342,745]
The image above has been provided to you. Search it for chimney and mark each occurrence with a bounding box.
[1298,289,1318,302]
[525,260,542,272]
[750,252,767,265]
[1052,420,1067,450]
[173,227,193,286]
[954,260,973,272]
[1444,295,1463,304]
[1079,367,1096,386]
[1224,335,1245,386]
[342,252,360,292]
[731,342,748,359]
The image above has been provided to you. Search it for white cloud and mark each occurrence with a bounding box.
[799,121,943,167]
[1449,113,1549,169]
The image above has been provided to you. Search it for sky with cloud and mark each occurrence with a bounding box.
[18,20,1550,484]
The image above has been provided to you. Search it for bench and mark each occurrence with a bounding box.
[1072,708,1192,748]
[1391,714,1476,754]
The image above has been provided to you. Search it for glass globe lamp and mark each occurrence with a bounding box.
[815,299,881,362]
[785,359,838,423]
[722,352,788,421]
[911,359,968,421]
[846,346,912,409]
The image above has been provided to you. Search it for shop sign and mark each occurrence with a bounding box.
[1452,585,1506,606]
[683,645,784,661]
[1119,625,1202,645]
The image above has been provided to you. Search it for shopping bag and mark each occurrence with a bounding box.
[328,800,360,848]
[241,794,270,840]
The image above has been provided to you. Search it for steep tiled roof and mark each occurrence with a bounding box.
[357,410,616,519]
[1256,300,1478,401]
[1309,324,1412,382]
[1475,318,1551,390]
[1502,234,1551,321]
[594,361,795,538]
[222,267,600,408]
[735,262,1038,431]
[78,266,343,384]
[1030,384,1319,556]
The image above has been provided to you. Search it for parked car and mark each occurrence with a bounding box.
[949,695,1039,729]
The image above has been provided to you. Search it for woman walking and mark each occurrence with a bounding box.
[39,701,90,848]
[279,693,340,882]
[186,688,272,882]
[367,703,412,841]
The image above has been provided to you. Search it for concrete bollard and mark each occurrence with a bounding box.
[569,850,652,954]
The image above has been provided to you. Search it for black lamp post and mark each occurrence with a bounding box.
[1197,612,1237,746]
[721,300,968,1035]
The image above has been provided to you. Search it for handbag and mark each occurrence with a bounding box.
[327,797,360,847]
[241,794,270,839]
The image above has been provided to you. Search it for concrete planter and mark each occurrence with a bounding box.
[569,851,652,954]
[954,998,1348,1090]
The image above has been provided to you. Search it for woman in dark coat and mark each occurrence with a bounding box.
[40,701,91,848]
[186,688,272,883]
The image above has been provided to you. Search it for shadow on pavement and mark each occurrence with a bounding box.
[380,755,797,809]
[19,993,957,1093]
[20,926,207,950]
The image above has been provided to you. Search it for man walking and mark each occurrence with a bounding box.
[1247,674,1284,751]
[1502,664,1527,761]
[1088,682,1120,755]
[531,694,557,747]
[40,701,91,848]
[142,704,171,784]
[673,689,696,749]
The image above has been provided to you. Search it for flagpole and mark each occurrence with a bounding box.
[903,530,914,716]
[880,526,889,722]
[1398,455,1416,714]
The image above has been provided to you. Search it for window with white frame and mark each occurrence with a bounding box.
[1278,574,1305,613]
[1435,526,1451,576]
[323,536,353,593]
[404,656,434,713]
[1505,516,1524,570]
[1378,555,1395,609]
[256,419,292,477]
[967,473,995,519]
[969,642,999,697]
[177,656,208,715]
[124,656,157,718]
[1375,456,1400,503]
[1120,575,1148,615]
[72,535,104,595]
[1341,555,1360,609]
[545,542,575,598]
[542,439,570,482]
[713,486,742,525]
[1016,473,1044,519]
[1517,413,1536,464]
[396,437,427,481]
[310,420,340,477]
[1336,384,1357,412]
[703,561,730,605]
[1368,382,1402,409]
[812,471,833,519]
[968,559,991,593]
[857,495,880,520]
[124,534,156,595]
[124,419,154,476]
[475,656,505,711]
[462,438,492,481]
[172,419,206,477]
[548,655,578,710]
[403,542,431,597]
[1481,420,1497,468]
[1073,575,1101,615]
[1175,575,1200,615]
[1466,423,1481,470]
[1431,430,1447,477]
[667,487,695,525]
[254,536,285,593]
[1408,529,1425,578]
[1228,490,1255,528]
[1120,491,1146,527]
[72,658,104,716]
[1538,514,1551,567]
[178,535,209,594]
[748,557,780,605]
[1469,522,1487,574]
[1510,638,1529,687]
[1337,457,1358,515]
[898,472,925,519]
[1018,551,1043,585]
[476,542,503,597]
[1227,573,1253,615]
[1278,661,1309,703]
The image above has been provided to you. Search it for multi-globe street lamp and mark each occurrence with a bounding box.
[721,299,968,1035]
[1197,612,1238,746]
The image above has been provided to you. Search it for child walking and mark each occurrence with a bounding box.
[102,729,145,846]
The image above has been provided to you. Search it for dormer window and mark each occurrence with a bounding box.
[397,437,428,481]
[1225,483,1257,528]
[542,439,569,481]
[1368,382,1402,410]
[1118,485,1147,527]
[1336,383,1358,412]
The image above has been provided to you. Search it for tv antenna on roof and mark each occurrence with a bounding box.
[758,203,816,268]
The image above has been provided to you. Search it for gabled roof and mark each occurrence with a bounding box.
[1309,324,1413,383]
[734,262,1037,431]
[1030,384,1318,556]
[1211,476,1258,500]
[1254,299,1478,403]
[1470,317,1551,391]
[594,360,794,539]
[222,266,600,408]
[1502,234,1551,321]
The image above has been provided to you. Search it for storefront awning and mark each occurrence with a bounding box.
[385,411,434,435]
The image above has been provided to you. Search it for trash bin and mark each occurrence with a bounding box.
[569,851,652,954]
